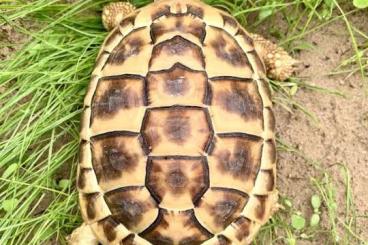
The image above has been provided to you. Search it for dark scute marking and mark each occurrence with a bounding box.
[218,83,262,120]
[108,32,145,64]
[202,108,215,152]
[215,141,255,180]
[77,168,91,189]
[235,28,254,46]
[205,137,216,156]
[141,110,162,150]
[84,193,99,220]
[165,166,189,193]
[92,137,139,182]
[212,199,241,228]
[104,187,147,229]
[150,16,206,43]
[187,4,204,18]
[216,132,263,142]
[138,134,150,155]
[145,158,163,203]
[179,236,203,245]
[191,157,210,205]
[248,50,266,74]
[217,235,231,245]
[139,209,173,245]
[93,78,142,119]
[203,82,212,105]
[221,13,238,28]
[120,13,137,28]
[266,139,276,164]
[146,233,173,245]
[184,209,214,238]
[163,36,192,54]
[262,169,275,191]
[163,111,191,144]
[150,36,205,67]
[255,195,267,220]
[151,5,171,20]
[211,31,249,67]
[121,234,135,245]
[99,216,119,242]
[233,216,251,241]
[164,74,190,96]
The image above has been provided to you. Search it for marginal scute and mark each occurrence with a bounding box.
[104,186,158,233]
[261,139,276,167]
[141,106,213,156]
[121,234,136,245]
[253,169,275,194]
[186,4,204,18]
[232,216,253,242]
[91,132,146,191]
[146,156,209,209]
[91,217,131,245]
[146,63,208,106]
[195,187,249,233]
[150,14,206,44]
[246,50,266,79]
[217,235,232,245]
[77,167,99,193]
[140,209,213,245]
[79,192,111,224]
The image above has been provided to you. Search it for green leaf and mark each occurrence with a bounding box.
[311,195,321,209]
[310,213,320,227]
[2,198,19,213]
[287,238,296,245]
[353,0,368,8]
[284,198,293,208]
[58,179,71,189]
[290,85,298,96]
[291,214,306,230]
[1,163,19,179]
[258,8,273,21]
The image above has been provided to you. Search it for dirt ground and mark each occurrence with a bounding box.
[1,7,367,245]
[267,13,368,242]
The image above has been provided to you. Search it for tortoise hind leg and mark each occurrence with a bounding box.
[250,33,298,81]
[68,223,99,245]
[102,2,136,30]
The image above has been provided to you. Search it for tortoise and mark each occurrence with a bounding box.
[69,0,297,244]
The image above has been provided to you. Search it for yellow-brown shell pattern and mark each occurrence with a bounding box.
[79,0,278,244]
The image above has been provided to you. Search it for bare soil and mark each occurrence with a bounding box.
[269,13,368,243]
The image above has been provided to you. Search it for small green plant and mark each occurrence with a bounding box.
[310,195,322,227]
[353,0,368,8]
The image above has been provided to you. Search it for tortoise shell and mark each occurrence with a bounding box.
[78,0,278,244]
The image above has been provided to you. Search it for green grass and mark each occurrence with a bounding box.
[0,0,367,244]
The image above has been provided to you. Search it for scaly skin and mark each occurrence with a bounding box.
[250,33,298,81]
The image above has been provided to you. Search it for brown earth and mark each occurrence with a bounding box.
[260,12,368,244]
